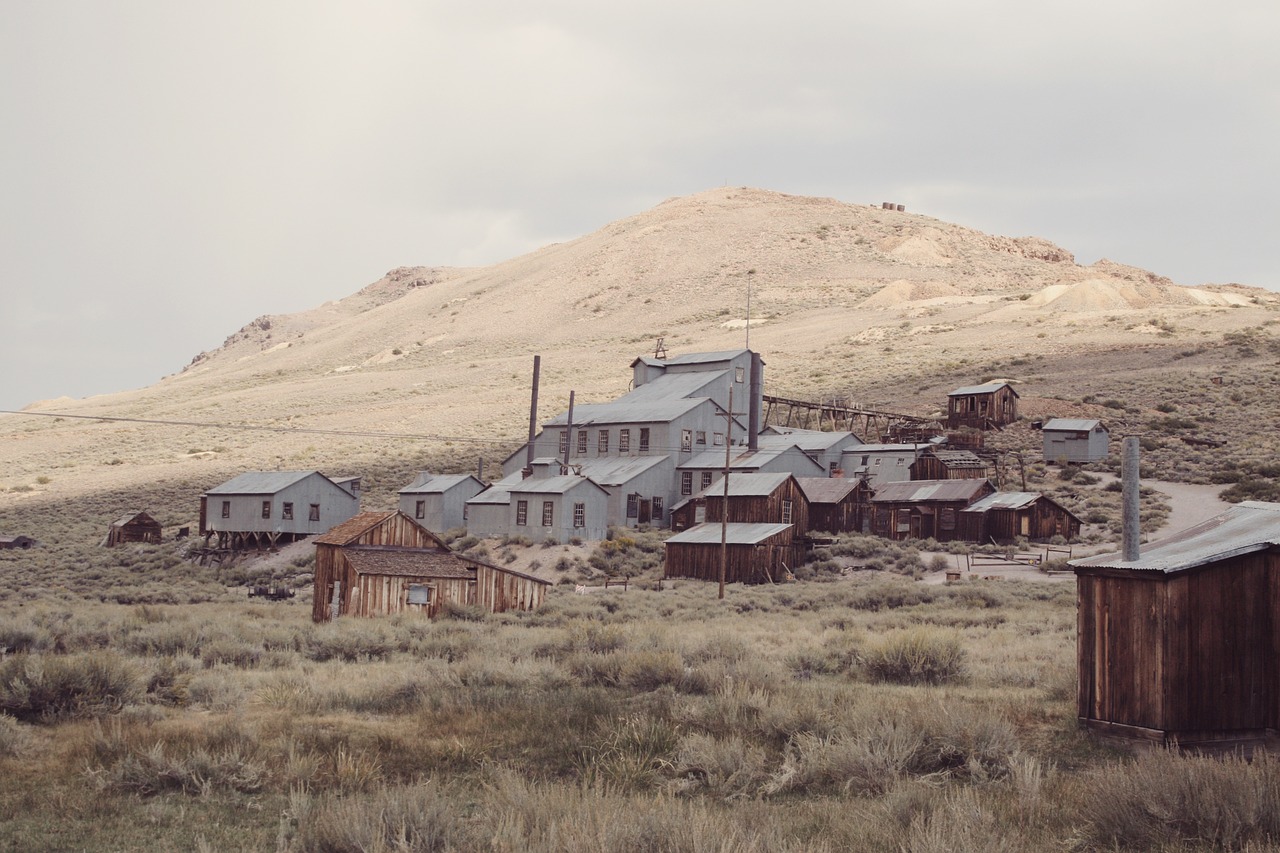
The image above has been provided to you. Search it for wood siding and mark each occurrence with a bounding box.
[958,500,1080,543]
[476,564,547,613]
[664,534,803,585]
[947,386,1018,430]
[703,479,810,536]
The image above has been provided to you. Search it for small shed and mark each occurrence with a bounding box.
[1071,501,1280,746]
[958,492,1082,543]
[1042,418,1110,464]
[869,479,995,542]
[663,522,799,584]
[0,535,37,550]
[946,382,1019,430]
[102,512,162,547]
[909,448,990,481]
[796,477,870,535]
[398,472,486,533]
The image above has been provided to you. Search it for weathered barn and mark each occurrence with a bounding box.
[869,479,995,542]
[796,477,870,535]
[397,472,486,533]
[312,510,549,622]
[669,472,810,534]
[958,492,1082,543]
[102,512,162,547]
[663,522,800,584]
[201,470,361,550]
[946,382,1019,430]
[1042,418,1110,464]
[0,535,37,550]
[909,448,990,481]
[1071,501,1280,746]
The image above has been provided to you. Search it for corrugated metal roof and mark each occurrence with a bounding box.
[1042,418,1104,432]
[679,444,802,470]
[665,521,792,545]
[871,479,991,503]
[398,473,480,494]
[699,472,790,497]
[314,511,396,545]
[570,455,670,486]
[619,370,728,403]
[510,474,608,496]
[632,349,748,368]
[842,443,927,454]
[205,470,320,495]
[345,546,476,579]
[948,381,1018,397]
[467,481,518,505]
[545,397,707,427]
[756,431,857,452]
[962,492,1040,512]
[795,477,862,503]
[1071,501,1280,574]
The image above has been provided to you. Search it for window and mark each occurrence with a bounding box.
[695,505,706,523]
[282,502,294,520]
[652,496,663,520]
[829,462,840,476]
[577,430,587,455]
[782,499,794,525]
[542,501,554,527]
[696,430,706,445]
[515,500,528,526]
[262,500,272,519]
[558,430,569,455]
[713,432,724,446]
[681,429,692,451]
[940,507,957,531]
[415,500,426,520]
[681,471,693,495]
[221,500,230,519]
[626,494,639,518]
[573,502,585,528]
[598,430,609,453]
[735,366,745,383]
[701,471,713,490]
[407,584,433,606]
[861,455,870,465]
[639,428,650,452]
[309,504,320,521]
[619,429,631,453]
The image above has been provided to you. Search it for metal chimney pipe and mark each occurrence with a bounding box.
[748,351,762,451]
[562,391,575,474]
[1122,435,1140,561]
[524,355,540,476]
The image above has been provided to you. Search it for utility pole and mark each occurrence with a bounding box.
[719,388,733,600]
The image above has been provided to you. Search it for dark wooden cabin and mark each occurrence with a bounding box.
[796,477,869,534]
[102,512,162,547]
[663,522,800,584]
[312,510,548,622]
[670,472,809,534]
[0,535,37,550]
[946,382,1019,430]
[1072,501,1280,746]
[909,448,990,481]
[869,479,995,542]
[958,492,1081,543]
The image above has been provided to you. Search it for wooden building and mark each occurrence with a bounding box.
[946,382,1019,430]
[796,477,870,535]
[312,510,549,622]
[663,522,800,584]
[869,479,995,542]
[669,472,808,534]
[909,448,990,481]
[958,492,1081,543]
[0,535,37,550]
[1071,501,1280,746]
[201,470,361,550]
[1042,418,1110,464]
[102,512,162,547]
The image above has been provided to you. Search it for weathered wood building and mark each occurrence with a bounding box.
[201,470,361,550]
[958,492,1082,543]
[946,382,1019,430]
[869,479,995,542]
[1071,501,1280,746]
[313,510,549,622]
[663,522,800,584]
[796,477,870,535]
[1042,418,1110,464]
[102,511,162,547]
[909,448,990,481]
[0,535,37,550]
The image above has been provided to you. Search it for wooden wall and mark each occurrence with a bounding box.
[703,480,810,536]
[959,501,1079,543]
[476,565,548,613]
[664,532,802,584]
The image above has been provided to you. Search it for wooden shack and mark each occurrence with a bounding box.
[102,512,162,547]
[1071,501,1280,746]
[958,492,1081,543]
[946,382,1019,430]
[663,522,800,584]
[312,510,549,622]
[0,535,37,550]
[796,477,869,534]
[869,479,995,542]
[909,448,990,481]
[670,472,810,533]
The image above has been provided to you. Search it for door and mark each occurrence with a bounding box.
[638,499,651,525]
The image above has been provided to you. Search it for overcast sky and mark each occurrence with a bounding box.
[2,1,1277,411]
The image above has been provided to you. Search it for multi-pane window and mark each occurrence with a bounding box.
[282,502,294,520]
[559,430,569,455]
[681,429,693,451]
[262,500,272,519]
[626,494,639,518]
[696,431,706,445]
[701,471,714,490]
[309,504,320,521]
[782,499,794,525]
[619,429,631,453]
[577,430,588,455]
[681,472,693,495]
[598,430,609,453]
[542,501,554,527]
[573,502,585,528]
[713,433,724,446]
[652,497,663,521]
[415,500,426,519]
[639,428,650,452]
[516,500,528,526]
[221,500,230,518]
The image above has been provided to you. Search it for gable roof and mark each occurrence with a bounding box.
[631,349,749,369]
[205,470,346,496]
[617,370,729,403]
[546,397,709,427]
[871,479,992,503]
[795,477,863,503]
[110,511,159,527]
[345,546,476,579]
[313,511,398,545]
[509,474,611,497]
[1071,501,1280,574]
[665,521,792,545]
[1042,418,1106,432]
[399,473,484,495]
[699,472,792,497]
[568,455,670,486]
[679,444,822,473]
[758,428,863,451]
[918,449,988,469]
[948,381,1019,397]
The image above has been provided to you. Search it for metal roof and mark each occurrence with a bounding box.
[680,444,817,471]
[961,492,1041,512]
[569,455,670,486]
[1071,501,1280,574]
[795,477,862,503]
[205,470,323,495]
[632,349,749,368]
[922,450,988,468]
[466,481,519,505]
[698,472,791,497]
[665,521,792,545]
[948,381,1018,397]
[756,431,859,452]
[871,479,992,503]
[509,474,609,497]
[842,443,929,454]
[619,370,728,403]
[1042,418,1105,432]
[398,473,481,494]
[545,397,707,427]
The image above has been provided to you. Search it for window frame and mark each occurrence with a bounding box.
[573,502,585,529]
[415,499,426,520]
[681,471,693,495]
[261,500,271,519]
[542,500,554,527]
[619,429,631,453]
[639,428,650,452]
[516,500,528,526]
[598,429,609,453]
[282,502,294,520]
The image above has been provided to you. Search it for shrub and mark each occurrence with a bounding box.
[0,653,142,721]
[862,629,965,685]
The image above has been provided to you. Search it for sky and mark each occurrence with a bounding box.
[2,1,1277,411]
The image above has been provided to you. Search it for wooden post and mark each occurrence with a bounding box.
[720,388,733,600]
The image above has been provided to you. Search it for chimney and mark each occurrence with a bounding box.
[523,355,540,478]
[748,351,762,451]
[562,391,575,474]
[1122,435,1140,561]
